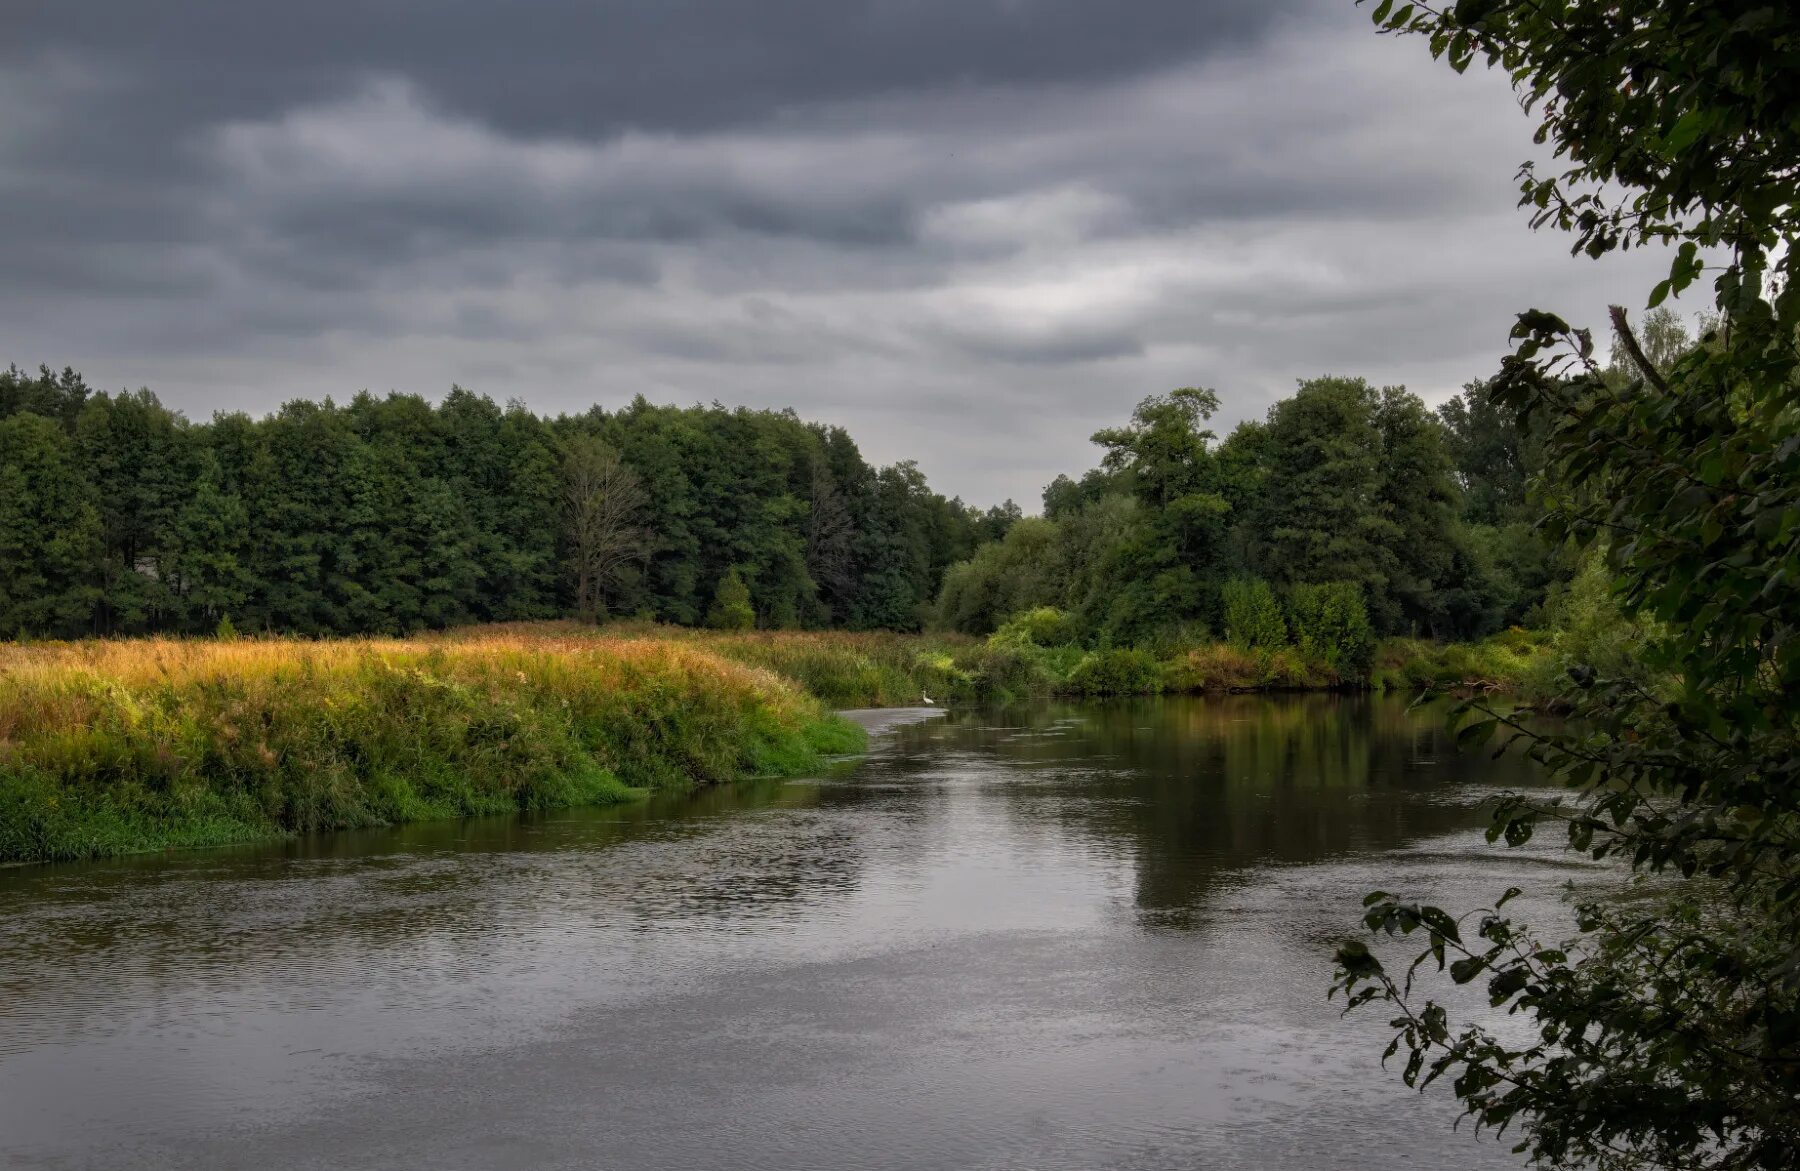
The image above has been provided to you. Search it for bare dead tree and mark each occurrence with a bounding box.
[563,435,649,622]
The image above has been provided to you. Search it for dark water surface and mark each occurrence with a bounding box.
[0,696,1577,1170]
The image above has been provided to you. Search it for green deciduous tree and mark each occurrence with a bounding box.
[1287,582,1373,677]
[704,566,756,630]
[1221,577,1286,653]
[1243,376,1471,636]
[563,434,649,623]
[169,451,253,625]
[934,517,1066,635]
[75,389,190,633]
[0,413,103,636]
[1248,377,1395,609]
[1334,2,1800,1165]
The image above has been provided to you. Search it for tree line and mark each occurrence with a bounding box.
[934,370,1568,647]
[0,367,1015,638]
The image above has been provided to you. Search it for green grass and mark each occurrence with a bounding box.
[1368,628,1551,695]
[0,632,864,864]
[0,620,1545,866]
[483,621,1543,706]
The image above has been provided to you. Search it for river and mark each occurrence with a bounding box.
[0,695,1576,1170]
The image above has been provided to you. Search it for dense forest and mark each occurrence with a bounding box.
[931,311,1704,652]
[0,366,1011,638]
[4,314,1692,644]
[936,376,1555,646]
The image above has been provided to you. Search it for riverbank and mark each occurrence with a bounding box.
[447,621,1552,705]
[0,633,863,864]
[0,623,1546,865]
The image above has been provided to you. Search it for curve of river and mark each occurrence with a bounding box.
[0,695,1578,1170]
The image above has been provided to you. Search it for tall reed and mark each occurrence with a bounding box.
[0,633,862,864]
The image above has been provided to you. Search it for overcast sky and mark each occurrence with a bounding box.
[2,0,1679,507]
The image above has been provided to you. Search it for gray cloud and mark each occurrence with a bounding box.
[6,2,1290,134]
[0,0,1687,506]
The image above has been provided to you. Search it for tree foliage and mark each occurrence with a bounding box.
[1335,2,1800,1166]
[563,435,649,621]
[704,566,756,631]
[1221,577,1286,653]
[0,387,986,636]
[936,374,1534,658]
[1287,582,1375,677]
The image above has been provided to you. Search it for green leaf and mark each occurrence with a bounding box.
[1661,109,1709,155]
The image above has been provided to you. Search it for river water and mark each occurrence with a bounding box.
[0,695,1577,1170]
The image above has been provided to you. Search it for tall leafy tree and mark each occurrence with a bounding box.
[1089,387,1231,639]
[0,365,91,431]
[805,457,858,623]
[1439,381,1565,627]
[1334,3,1800,1166]
[1246,377,1396,617]
[0,413,103,636]
[563,434,649,622]
[74,390,191,632]
[169,450,253,626]
[1438,381,1533,528]
[1372,386,1465,636]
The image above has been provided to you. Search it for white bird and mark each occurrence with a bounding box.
[921,693,936,706]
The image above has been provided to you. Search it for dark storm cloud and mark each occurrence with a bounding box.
[7,1,1290,135]
[0,0,1292,257]
[0,0,1685,504]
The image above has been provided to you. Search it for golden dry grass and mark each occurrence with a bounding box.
[0,628,861,864]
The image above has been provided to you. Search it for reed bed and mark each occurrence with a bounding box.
[0,632,863,864]
[449,622,1541,704]
[0,622,1541,864]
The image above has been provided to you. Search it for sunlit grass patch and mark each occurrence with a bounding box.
[0,631,863,864]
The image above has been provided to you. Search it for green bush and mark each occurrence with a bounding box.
[1065,647,1164,696]
[1138,619,1212,661]
[1222,577,1286,652]
[704,567,756,631]
[1527,548,1664,694]
[988,606,1079,649]
[1287,582,1374,679]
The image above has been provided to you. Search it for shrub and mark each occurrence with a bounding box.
[1287,582,1374,679]
[963,643,1057,699]
[704,567,756,631]
[1221,577,1286,652]
[988,606,1079,649]
[1526,548,1663,695]
[1140,619,1212,661]
[1064,648,1163,696]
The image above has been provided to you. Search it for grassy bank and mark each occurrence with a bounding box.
[0,632,863,864]
[454,621,1550,706]
[0,622,1547,865]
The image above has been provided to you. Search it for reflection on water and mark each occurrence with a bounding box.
[0,696,1559,1170]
